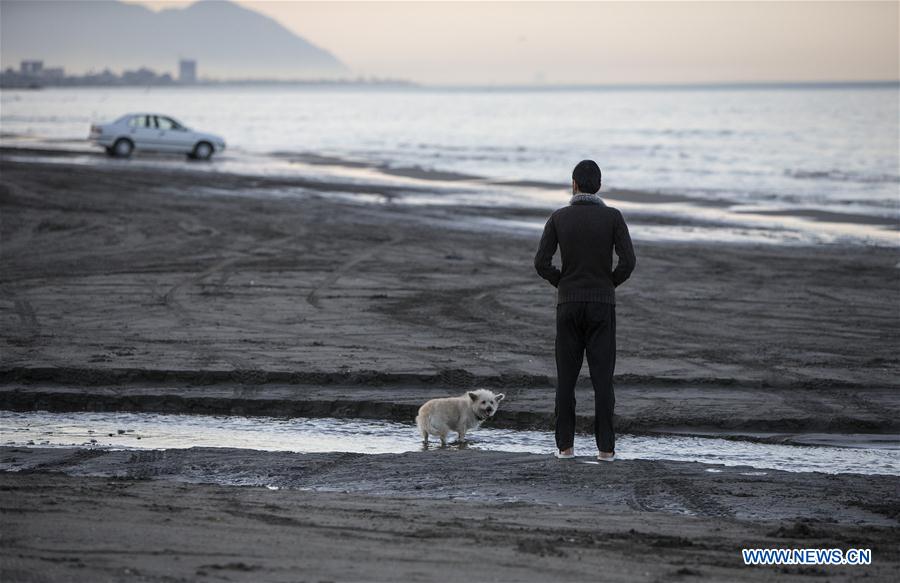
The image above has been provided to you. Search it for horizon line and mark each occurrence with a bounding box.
[421,79,900,90]
[130,78,900,88]
[4,75,898,91]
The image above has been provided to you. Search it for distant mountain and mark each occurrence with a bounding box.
[0,0,348,79]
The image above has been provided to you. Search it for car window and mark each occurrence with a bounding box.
[157,117,180,130]
[128,116,144,128]
[149,115,159,129]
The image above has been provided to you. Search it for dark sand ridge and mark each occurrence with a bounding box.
[733,208,900,228]
[2,448,899,582]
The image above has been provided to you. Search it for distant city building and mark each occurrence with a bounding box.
[20,60,43,75]
[122,67,173,86]
[179,59,197,84]
[1,58,411,89]
[1,62,177,88]
[42,67,65,80]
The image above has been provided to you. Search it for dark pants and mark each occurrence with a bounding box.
[554,302,616,453]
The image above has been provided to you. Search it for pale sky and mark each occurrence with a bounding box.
[124,1,899,85]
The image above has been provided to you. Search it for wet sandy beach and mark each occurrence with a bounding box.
[2,153,897,388]
[2,447,900,582]
[1,151,899,581]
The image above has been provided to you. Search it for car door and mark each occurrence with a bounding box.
[156,116,194,153]
[126,115,157,150]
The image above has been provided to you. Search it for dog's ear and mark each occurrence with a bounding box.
[468,392,478,402]
[496,393,505,402]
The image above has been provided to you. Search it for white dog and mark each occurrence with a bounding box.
[416,389,505,446]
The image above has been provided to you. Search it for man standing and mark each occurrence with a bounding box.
[534,160,636,461]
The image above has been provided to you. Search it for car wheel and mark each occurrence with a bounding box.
[112,138,134,158]
[191,141,213,161]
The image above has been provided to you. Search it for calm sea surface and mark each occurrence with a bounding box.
[2,85,898,243]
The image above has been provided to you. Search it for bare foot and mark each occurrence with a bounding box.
[597,451,615,461]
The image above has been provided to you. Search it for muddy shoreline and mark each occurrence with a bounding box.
[2,447,899,582]
[4,446,899,523]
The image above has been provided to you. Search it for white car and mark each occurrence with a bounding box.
[89,113,226,160]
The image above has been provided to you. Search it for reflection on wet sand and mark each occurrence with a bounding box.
[3,411,898,476]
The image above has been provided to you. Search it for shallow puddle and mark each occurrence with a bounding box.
[1,410,898,476]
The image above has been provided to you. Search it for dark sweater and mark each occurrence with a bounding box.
[534,196,636,304]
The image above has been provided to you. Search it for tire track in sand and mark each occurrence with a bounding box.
[306,234,403,309]
[627,464,733,518]
[161,229,308,381]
